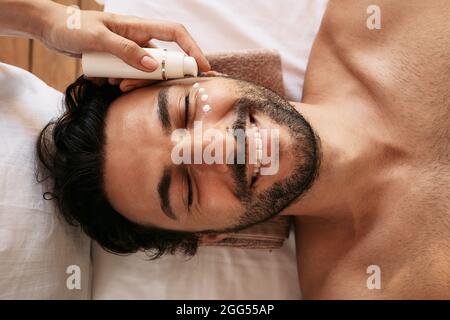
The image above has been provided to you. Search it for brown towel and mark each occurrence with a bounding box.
[201,49,292,250]
[206,49,285,96]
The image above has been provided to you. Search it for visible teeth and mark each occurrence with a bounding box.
[252,123,262,179]
[256,149,263,162]
[255,137,262,149]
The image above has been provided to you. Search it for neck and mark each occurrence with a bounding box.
[282,101,391,218]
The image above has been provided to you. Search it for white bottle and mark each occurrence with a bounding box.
[81,48,198,80]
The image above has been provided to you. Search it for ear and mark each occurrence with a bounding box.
[200,70,228,77]
[198,233,232,245]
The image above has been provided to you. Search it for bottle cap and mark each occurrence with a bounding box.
[183,56,198,77]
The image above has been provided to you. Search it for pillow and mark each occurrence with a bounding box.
[0,62,91,299]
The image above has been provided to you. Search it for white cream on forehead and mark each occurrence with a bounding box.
[192,83,211,114]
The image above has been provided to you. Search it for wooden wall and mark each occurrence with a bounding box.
[0,0,103,92]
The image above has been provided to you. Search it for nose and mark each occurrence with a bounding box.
[171,126,240,173]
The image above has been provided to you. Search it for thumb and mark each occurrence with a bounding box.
[101,31,159,72]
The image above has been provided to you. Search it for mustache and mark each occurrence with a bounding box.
[228,99,251,202]
[227,93,300,204]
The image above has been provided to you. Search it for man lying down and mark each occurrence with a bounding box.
[37,0,450,299]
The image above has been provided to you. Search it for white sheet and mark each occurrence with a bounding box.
[92,235,299,299]
[0,63,92,299]
[92,0,327,300]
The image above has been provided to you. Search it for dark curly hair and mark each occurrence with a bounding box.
[36,76,199,259]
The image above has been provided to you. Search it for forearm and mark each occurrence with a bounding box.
[0,0,60,40]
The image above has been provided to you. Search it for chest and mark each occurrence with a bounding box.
[294,174,450,299]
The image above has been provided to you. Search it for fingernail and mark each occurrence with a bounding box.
[141,56,158,71]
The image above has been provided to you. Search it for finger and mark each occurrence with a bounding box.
[119,79,157,92]
[145,40,159,48]
[201,70,226,77]
[107,42,157,87]
[132,20,211,72]
[100,31,160,72]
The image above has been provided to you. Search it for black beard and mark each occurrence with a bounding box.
[225,79,321,232]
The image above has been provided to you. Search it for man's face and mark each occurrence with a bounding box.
[103,77,317,233]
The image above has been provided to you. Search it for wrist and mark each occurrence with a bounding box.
[30,1,65,42]
[0,0,43,38]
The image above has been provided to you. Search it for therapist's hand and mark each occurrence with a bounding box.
[0,1,210,91]
[42,2,210,73]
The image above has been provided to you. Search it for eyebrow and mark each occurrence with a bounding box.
[157,167,178,220]
[158,88,171,133]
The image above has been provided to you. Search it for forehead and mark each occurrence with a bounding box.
[103,84,163,226]
[101,77,240,229]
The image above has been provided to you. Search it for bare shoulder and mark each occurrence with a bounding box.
[324,0,450,102]
[314,0,450,159]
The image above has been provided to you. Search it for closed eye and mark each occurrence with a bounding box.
[182,167,193,213]
[184,93,190,127]
[186,170,193,208]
